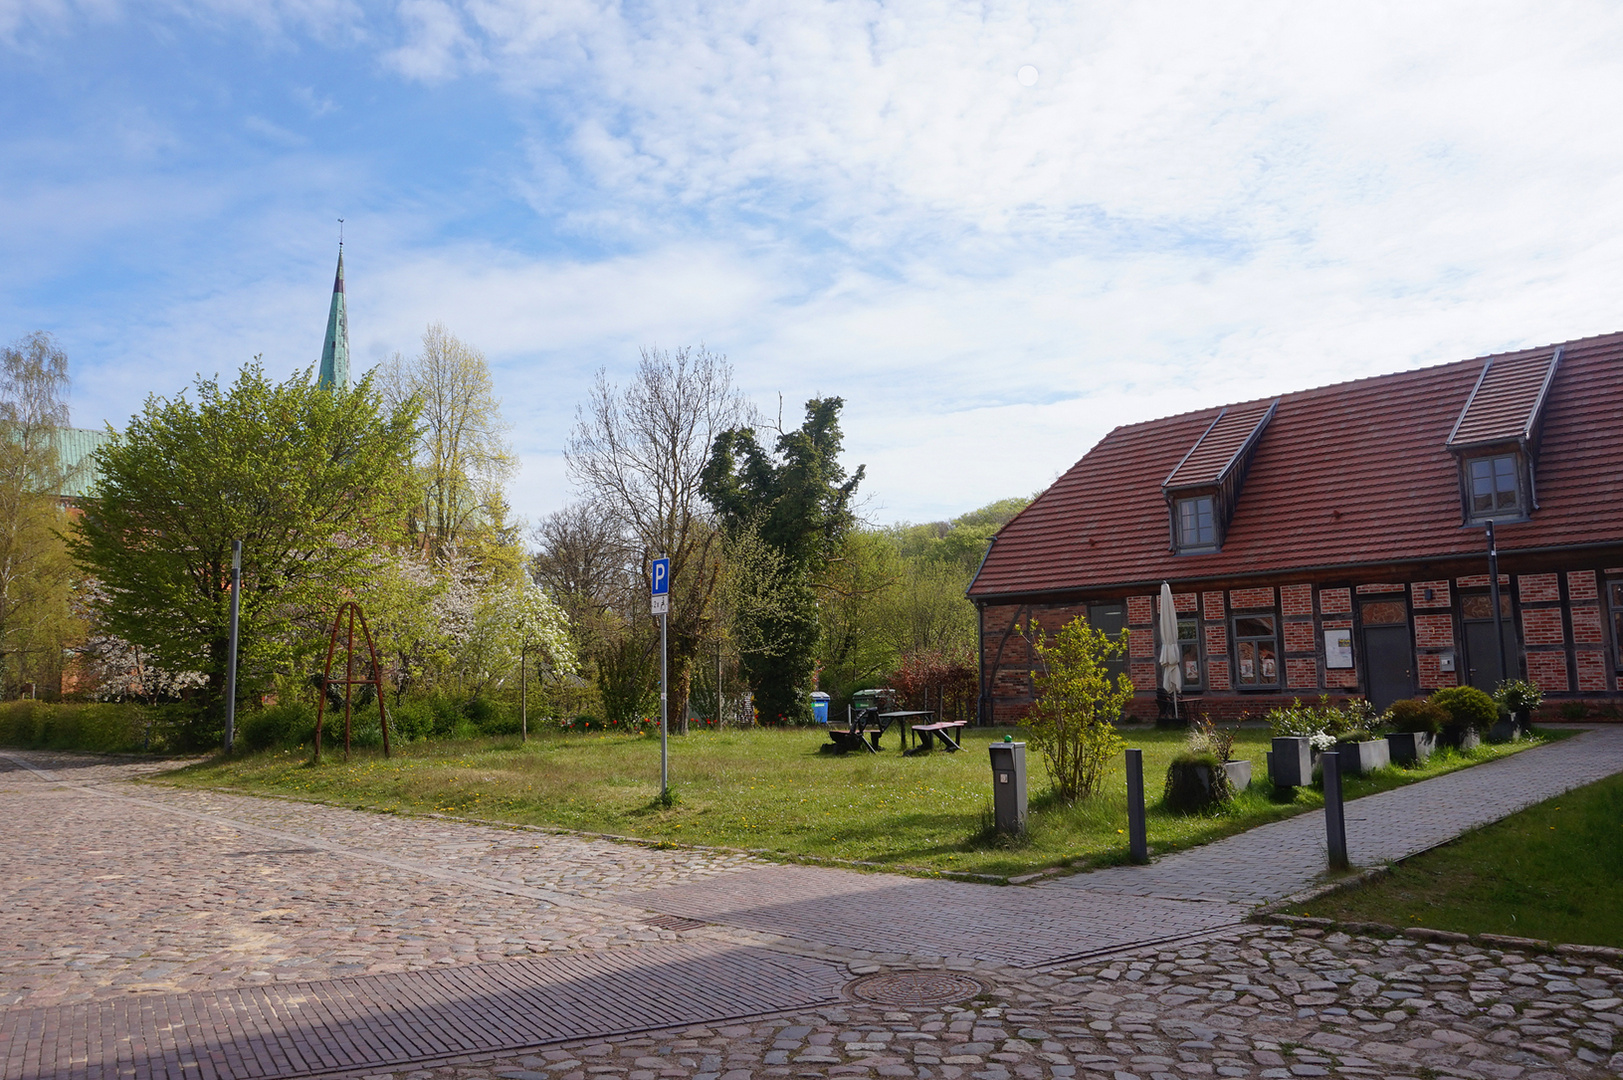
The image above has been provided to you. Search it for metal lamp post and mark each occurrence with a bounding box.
[224,540,242,752]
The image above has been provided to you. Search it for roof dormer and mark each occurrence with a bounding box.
[1446,348,1560,524]
[1162,399,1278,553]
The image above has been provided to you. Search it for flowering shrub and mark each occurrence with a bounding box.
[1264,695,1378,750]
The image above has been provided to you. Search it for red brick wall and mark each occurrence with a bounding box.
[1526,650,1571,692]
[1521,607,1565,647]
[1568,570,1599,602]
[1456,574,1510,588]
[1576,650,1609,693]
[1319,588,1352,615]
[1518,573,1560,603]
[1571,606,1605,645]
[1202,590,1225,619]
[1174,592,1199,614]
[1417,652,1457,689]
[1410,580,1451,609]
[1283,620,1316,653]
[1281,584,1313,616]
[1229,586,1276,610]
[1129,627,1154,659]
[1127,595,1153,624]
[1357,583,1407,594]
[1413,614,1455,649]
[1286,657,1319,688]
[1205,623,1227,654]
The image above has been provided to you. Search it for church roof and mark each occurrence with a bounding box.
[319,247,350,389]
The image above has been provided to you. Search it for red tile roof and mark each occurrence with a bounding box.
[969,331,1623,599]
[1446,348,1561,449]
[1163,399,1277,488]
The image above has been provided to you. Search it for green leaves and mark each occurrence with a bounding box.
[69,362,420,718]
[1025,617,1133,803]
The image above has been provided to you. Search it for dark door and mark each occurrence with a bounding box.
[1088,602,1128,683]
[1360,598,1412,709]
[1461,593,1517,692]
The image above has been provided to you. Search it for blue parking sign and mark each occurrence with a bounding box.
[650,558,670,596]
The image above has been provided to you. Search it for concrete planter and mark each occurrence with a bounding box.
[1334,738,1391,775]
[1223,759,1252,792]
[1442,726,1481,751]
[1270,736,1314,787]
[1386,731,1438,765]
[1488,711,1528,743]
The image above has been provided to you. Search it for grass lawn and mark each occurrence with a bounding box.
[1300,769,1623,947]
[160,725,1556,880]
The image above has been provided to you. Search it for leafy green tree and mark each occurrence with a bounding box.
[702,398,863,723]
[0,332,78,695]
[1026,616,1133,802]
[69,363,419,734]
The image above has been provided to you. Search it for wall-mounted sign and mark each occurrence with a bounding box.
[1325,629,1353,669]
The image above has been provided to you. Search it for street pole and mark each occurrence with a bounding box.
[718,639,724,729]
[224,540,241,752]
[660,601,669,800]
[1487,519,1508,684]
[520,641,527,742]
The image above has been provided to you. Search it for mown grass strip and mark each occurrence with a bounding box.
[1298,768,1623,948]
[157,725,1556,880]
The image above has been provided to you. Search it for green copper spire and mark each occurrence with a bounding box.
[318,246,350,389]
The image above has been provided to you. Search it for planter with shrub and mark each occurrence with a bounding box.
[1164,717,1248,813]
[1491,679,1542,742]
[1429,685,1497,749]
[1384,698,1445,764]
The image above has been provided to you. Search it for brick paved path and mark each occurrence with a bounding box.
[3,727,1622,1080]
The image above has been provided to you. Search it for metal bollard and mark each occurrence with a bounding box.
[1322,750,1349,869]
[1125,748,1148,864]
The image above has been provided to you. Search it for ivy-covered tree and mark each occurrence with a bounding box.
[701,397,863,723]
[69,362,419,737]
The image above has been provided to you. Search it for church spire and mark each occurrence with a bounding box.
[318,241,350,389]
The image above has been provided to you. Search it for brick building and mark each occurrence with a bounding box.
[968,331,1623,722]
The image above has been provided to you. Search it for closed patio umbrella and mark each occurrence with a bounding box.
[1158,581,1182,719]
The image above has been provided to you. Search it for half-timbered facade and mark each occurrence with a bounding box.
[969,331,1623,722]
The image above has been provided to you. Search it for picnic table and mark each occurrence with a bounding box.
[890,712,968,754]
[824,707,896,753]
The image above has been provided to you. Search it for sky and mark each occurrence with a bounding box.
[5,1,1623,532]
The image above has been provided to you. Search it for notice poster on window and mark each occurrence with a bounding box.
[1326,630,1353,669]
[1261,656,1276,680]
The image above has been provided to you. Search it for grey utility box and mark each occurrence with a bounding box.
[988,741,1028,834]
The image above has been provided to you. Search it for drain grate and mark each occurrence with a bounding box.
[643,914,709,931]
[845,970,985,1007]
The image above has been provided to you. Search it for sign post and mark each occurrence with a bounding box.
[651,556,670,801]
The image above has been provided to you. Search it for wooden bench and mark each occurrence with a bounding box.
[907,720,968,753]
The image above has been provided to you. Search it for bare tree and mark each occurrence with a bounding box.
[381,324,518,562]
[566,346,752,732]
[530,500,631,626]
[0,332,76,695]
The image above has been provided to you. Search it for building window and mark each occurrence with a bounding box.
[1233,615,1279,686]
[1178,617,1203,688]
[1175,496,1216,550]
[1466,453,1521,518]
[1611,582,1623,670]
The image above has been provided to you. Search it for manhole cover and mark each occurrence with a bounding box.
[644,914,709,931]
[845,970,985,1006]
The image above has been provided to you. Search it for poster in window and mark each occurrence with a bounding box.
[1325,630,1353,669]
[1184,659,1199,681]
[1261,656,1276,680]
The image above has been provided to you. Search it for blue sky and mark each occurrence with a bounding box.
[5,1,1623,529]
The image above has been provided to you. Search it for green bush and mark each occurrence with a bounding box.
[236,701,316,751]
[0,701,155,752]
[1385,698,1447,735]
[387,698,436,742]
[1494,679,1543,714]
[465,695,519,736]
[1429,685,1498,733]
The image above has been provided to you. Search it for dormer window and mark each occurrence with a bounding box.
[1176,496,1217,549]
[1446,348,1559,525]
[1163,399,1278,554]
[1467,453,1521,518]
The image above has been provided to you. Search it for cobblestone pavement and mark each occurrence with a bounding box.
[361,925,1623,1080]
[4,730,1623,1079]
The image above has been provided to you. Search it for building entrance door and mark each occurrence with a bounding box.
[1461,593,1517,692]
[1360,599,1412,709]
[1088,602,1128,684]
